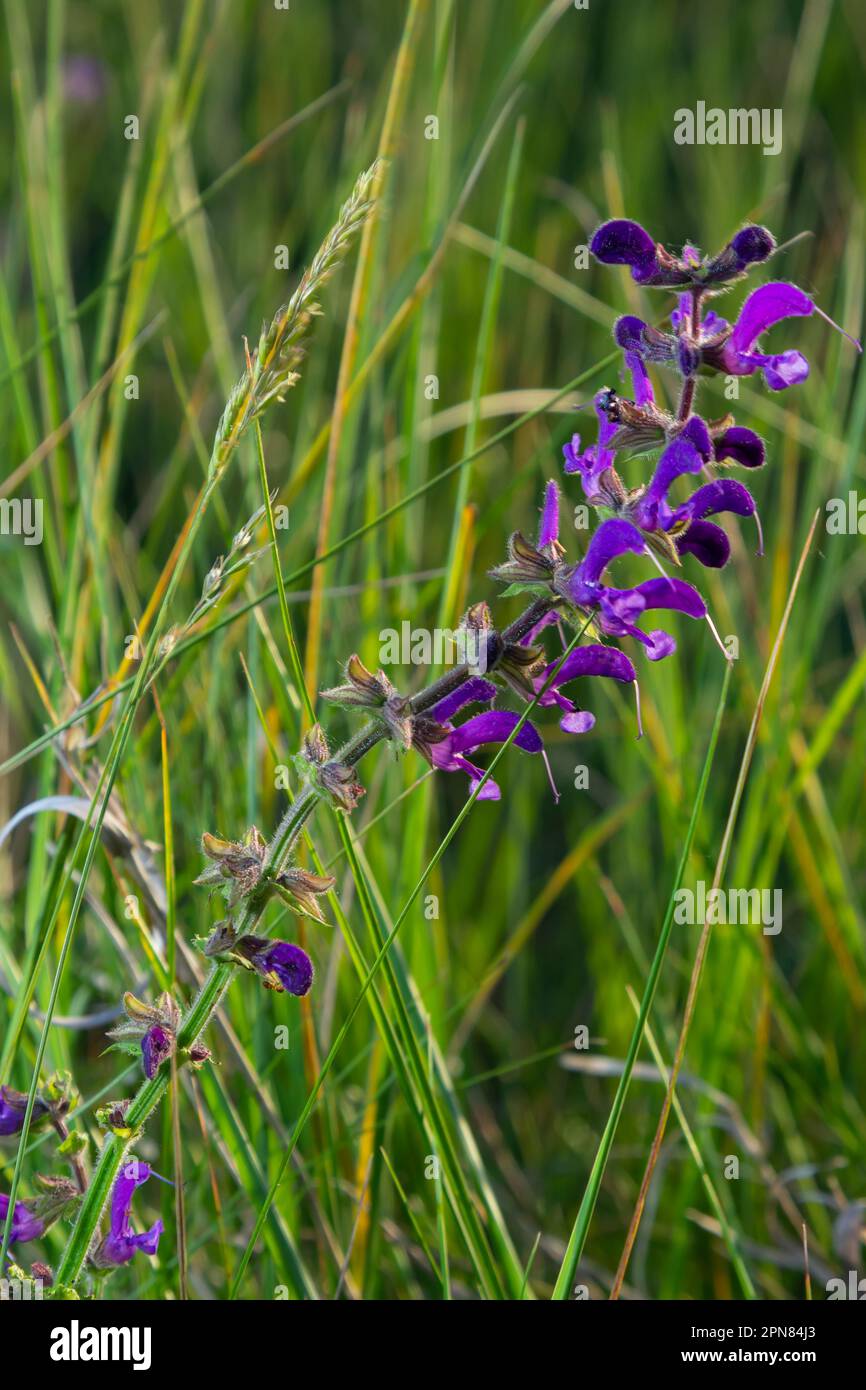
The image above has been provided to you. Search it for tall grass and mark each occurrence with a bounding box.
[1,0,864,1299]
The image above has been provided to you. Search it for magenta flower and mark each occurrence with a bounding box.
[531,643,642,738]
[94,1161,164,1267]
[428,695,543,802]
[561,518,707,660]
[562,390,619,500]
[631,435,762,568]
[0,1193,45,1244]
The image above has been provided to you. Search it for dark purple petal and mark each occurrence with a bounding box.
[679,415,712,461]
[730,224,775,267]
[448,710,543,756]
[677,340,701,376]
[0,1193,45,1243]
[613,315,647,352]
[591,219,657,281]
[713,426,765,469]
[260,941,314,997]
[538,480,560,548]
[101,1161,164,1266]
[0,1085,47,1137]
[677,478,756,522]
[141,1025,173,1081]
[429,677,496,724]
[676,519,730,568]
[731,282,813,356]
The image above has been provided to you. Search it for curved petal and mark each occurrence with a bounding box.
[578,518,646,586]
[429,677,496,723]
[541,643,637,689]
[713,426,765,468]
[676,519,730,568]
[731,282,813,355]
[634,436,703,530]
[627,576,707,619]
[449,710,543,756]
[590,219,657,280]
[614,315,648,352]
[677,478,756,522]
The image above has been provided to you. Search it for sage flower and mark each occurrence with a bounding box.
[0,1193,45,1244]
[92,1161,163,1268]
[559,518,707,660]
[0,1085,48,1137]
[590,219,775,288]
[234,936,314,996]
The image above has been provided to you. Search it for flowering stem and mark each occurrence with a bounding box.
[54,592,560,1289]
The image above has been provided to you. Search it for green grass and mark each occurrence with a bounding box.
[1,0,864,1300]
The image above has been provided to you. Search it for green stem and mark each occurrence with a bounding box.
[53,589,559,1288]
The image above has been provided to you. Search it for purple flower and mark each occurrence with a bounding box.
[563,390,619,500]
[538,479,561,549]
[629,437,762,568]
[703,281,861,390]
[532,643,642,738]
[562,518,707,660]
[232,935,315,995]
[256,942,314,996]
[710,282,813,389]
[429,705,543,802]
[632,437,704,533]
[591,220,775,288]
[671,479,764,563]
[141,1025,174,1081]
[0,1085,47,1137]
[95,1161,164,1267]
[0,1193,45,1244]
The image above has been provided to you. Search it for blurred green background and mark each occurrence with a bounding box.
[1,0,864,1299]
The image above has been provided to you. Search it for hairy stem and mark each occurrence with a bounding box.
[55,592,561,1288]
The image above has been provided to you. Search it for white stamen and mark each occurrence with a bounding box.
[813,303,862,352]
[633,679,644,740]
[753,507,764,557]
[541,748,561,804]
[705,610,733,662]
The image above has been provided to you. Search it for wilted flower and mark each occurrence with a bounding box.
[107,991,181,1081]
[91,1161,164,1268]
[296,723,366,811]
[0,1085,48,1137]
[233,936,314,996]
